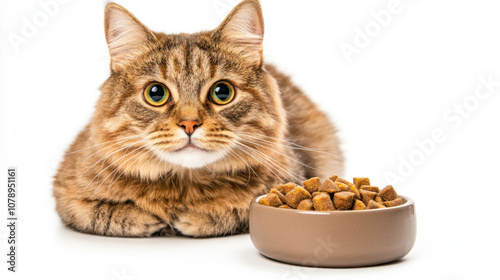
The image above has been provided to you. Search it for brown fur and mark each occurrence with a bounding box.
[53,0,343,237]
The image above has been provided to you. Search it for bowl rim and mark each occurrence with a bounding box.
[252,194,414,215]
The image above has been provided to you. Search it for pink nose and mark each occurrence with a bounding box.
[177,120,201,136]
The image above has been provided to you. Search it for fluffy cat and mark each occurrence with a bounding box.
[53,0,343,237]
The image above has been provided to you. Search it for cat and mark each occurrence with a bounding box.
[53,0,343,237]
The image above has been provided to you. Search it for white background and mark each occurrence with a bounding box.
[1,0,499,279]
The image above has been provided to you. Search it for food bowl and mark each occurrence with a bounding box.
[249,195,416,268]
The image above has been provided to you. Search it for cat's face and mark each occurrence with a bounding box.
[92,1,285,173]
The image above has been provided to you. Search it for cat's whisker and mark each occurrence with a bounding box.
[65,133,145,155]
[238,130,342,152]
[237,131,310,147]
[94,142,151,196]
[238,130,337,151]
[214,146,242,174]
[235,141,301,183]
[152,147,168,178]
[238,130,305,144]
[142,147,161,181]
[92,142,150,196]
[108,146,151,190]
[78,137,147,180]
[238,137,319,171]
[78,134,149,177]
[107,144,150,187]
[235,145,294,183]
[225,146,263,187]
[81,138,150,193]
[143,149,161,181]
[236,140,306,183]
[80,136,143,164]
[237,131,343,160]
[217,148,232,175]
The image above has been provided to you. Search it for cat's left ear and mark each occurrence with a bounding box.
[214,0,265,65]
[104,3,156,72]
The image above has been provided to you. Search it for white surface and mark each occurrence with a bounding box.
[1,0,499,279]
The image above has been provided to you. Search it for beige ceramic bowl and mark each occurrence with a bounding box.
[249,195,416,268]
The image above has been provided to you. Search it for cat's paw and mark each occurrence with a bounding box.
[173,212,216,237]
[116,204,168,237]
[122,217,167,237]
[151,224,177,237]
[142,221,169,237]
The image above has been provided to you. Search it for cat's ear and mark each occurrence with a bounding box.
[104,3,156,71]
[214,0,264,65]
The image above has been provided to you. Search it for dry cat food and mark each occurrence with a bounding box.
[258,176,405,211]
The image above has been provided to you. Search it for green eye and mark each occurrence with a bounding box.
[209,81,235,105]
[144,83,170,106]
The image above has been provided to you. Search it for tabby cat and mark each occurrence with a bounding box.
[53,0,343,237]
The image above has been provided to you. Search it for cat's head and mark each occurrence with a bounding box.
[91,0,286,177]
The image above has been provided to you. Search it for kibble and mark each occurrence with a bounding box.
[297,199,314,210]
[359,185,379,193]
[313,193,336,211]
[348,184,361,200]
[329,175,339,182]
[312,191,329,198]
[367,200,386,209]
[353,199,366,210]
[333,191,355,210]
[360,189,378,205]
[259,176,406,211]
[269,188,286,204]
[353,177,370,189]
[384,197,404,207]
[258,194,283,207]
[379,185,398,201]
[275,182,297,195]
[303,177,321,194]
[319,179,341,193]
[286,186,312,208]
[335,182,350,192]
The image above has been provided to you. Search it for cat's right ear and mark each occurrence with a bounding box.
[104,3,155,72]
[214,0,265,66]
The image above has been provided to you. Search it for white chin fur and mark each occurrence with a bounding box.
[155,147,227,169]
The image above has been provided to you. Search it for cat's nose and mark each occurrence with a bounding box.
[177,120,201,136]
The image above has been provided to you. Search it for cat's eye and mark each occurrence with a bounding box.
[144,83,170,107]
[209,81,235,105]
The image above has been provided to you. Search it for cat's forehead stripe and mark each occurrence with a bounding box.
[160,58,168,80]
[160,44,217,97]
[183,42,192,76]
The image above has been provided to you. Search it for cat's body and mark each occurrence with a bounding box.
[53,0,343,237]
